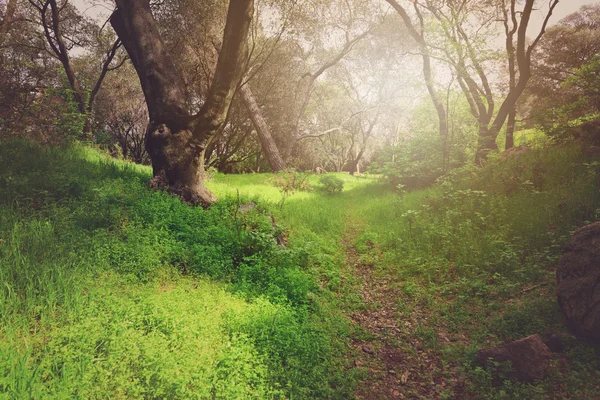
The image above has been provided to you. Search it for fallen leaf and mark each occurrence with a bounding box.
[401,370,410,384]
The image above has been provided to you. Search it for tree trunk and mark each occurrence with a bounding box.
[110,0,253,206]
[239,84,286,172]
[505,108,516,150]
[475,123,498,164]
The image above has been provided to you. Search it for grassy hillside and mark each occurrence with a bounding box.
[1,140,600,398]
[0,141,353,399]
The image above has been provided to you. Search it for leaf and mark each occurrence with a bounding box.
[401,370,410,384]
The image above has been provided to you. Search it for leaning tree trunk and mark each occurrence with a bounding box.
[110,0,253,206]
[239,84,286,172]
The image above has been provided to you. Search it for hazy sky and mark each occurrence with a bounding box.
[70,0,600,26]
[530,0,600,28]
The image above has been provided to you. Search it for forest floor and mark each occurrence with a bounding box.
[342,204,465,399]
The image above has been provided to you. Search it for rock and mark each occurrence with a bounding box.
[476,334,552,382]
[556,222,600,343]
[362,345,374,354]
[500,146,531,159]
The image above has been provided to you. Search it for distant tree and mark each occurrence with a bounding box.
[399,0,558,162]
[28,0,124,135]
[527,4,600,131]
[385,0,449,163]
[110,0,253,205]
[93,62,148,164]
[0,0,18,43]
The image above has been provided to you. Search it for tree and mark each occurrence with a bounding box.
[526,4,600,132]
[239,83,286,172]
[406,0,558,162]
[93,62,149,164]
[28,0,124,135]
[385,0,449,162]
[0,0,18,43]
[110,0,253,205]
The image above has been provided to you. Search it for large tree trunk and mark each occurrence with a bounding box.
[239,84,286,172]
[110,0,253,206]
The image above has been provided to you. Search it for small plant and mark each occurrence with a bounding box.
[319,175,344,195]
[401,209,419,240]
[271,168,312,208]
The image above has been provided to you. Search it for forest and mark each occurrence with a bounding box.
[1,0,600,398]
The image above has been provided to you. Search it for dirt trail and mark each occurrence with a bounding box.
[344,219,463,399]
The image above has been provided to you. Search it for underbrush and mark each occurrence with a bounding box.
[359,145,600,398]
[0,140,352,399]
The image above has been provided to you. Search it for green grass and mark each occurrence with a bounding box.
[210,146,600,398]
[2,140,600,398]
[0,141,353,399]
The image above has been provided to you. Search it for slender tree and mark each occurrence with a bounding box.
[28,0,123,134]
[0,0,18,42]
[502,0,518,150]
[385,0,449,161]
[110,0,254,205]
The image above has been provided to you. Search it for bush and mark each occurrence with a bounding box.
[319,175,344,195]
[271,168,312,194]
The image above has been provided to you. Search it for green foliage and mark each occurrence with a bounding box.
[369,96,477,189]
[564,55,600,114]
[47,87,86,140]
[271,169,312,193]
[3,138,600,399]
[0,140,352,399]
[319,174,344,194]
[271,169,313,208]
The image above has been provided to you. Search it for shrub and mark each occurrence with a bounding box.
[319,175,344,195]
[271,168,312,194]
[271,168,312,208]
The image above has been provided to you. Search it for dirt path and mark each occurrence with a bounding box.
[344,219,463,399]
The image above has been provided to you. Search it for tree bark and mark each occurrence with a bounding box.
[239,84,286,172]
[110,0,253,206]
[503,0,518,151]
